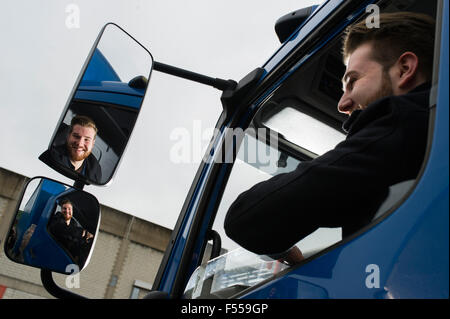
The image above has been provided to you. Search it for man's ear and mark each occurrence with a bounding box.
[395,52,420,90]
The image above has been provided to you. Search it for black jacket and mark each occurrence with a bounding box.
[39,144,102,184]
[224,84,431,255]
[49,214,85,257]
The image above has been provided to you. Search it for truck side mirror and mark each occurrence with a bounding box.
[39,23,154,185]
[4,177,101,274]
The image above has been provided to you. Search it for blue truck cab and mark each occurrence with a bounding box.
[77,48,145,110]
[8,180,80,271]
[150,0,449,299]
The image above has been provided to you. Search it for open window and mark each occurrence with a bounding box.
[183,0,439,299]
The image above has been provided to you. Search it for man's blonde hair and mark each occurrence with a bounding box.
[70,115,98,137]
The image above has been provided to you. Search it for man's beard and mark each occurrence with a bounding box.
[342,71,395,133]
[360,70,394,109]
[66,142,91,162]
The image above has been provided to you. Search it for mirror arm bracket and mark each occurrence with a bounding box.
[41,269,88,299]
[153,61,237,92]
[73,179,86,191]
[220,67,265,122]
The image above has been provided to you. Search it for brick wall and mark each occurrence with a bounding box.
[113,241,163,298]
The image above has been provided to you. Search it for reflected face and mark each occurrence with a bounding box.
[66,124,96,162]
[338,43,394,115]
[61,203,73,221]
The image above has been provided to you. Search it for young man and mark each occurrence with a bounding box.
[49,199,93,265]
[40,115,102,184]
[224,12,436,262]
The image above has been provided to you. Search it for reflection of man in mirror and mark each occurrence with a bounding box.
[41,115,102,183]
[66,115,99,173]
[49,199,93,266]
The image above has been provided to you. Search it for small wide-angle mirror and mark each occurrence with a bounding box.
[4,177,101,274]
[39,23,153,185]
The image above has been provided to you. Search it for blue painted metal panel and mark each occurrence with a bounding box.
[75,89,143,109]
[76,80,144,109]
[82,49,120,83]
[78,80,144,96]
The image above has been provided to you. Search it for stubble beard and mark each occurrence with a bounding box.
[66,142,91,162]
[361,70,394,109]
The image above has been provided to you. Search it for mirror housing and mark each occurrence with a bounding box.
[275,5,319,43]
[39,23,154,186]
[4,177,101,274]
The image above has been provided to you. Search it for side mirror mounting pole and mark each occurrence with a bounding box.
[153,61,237,92]
[152,62,265,124]
[153,61,265,123]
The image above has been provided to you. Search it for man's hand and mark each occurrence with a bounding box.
[82,230,94,242]
[278,246,304,265]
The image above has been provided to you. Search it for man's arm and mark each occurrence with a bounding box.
[224,147,390,255]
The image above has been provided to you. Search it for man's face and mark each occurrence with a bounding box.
[66,124,96,162]
[61,203,73,221]
[338,43,394,115]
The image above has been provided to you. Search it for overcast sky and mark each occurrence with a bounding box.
[0,0,320,233]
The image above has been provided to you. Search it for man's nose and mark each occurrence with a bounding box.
[337,94,354,115]
[75,139,84,147]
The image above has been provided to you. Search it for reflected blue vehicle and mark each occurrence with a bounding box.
[76,49,146,110]
[10,179,74,272]
[83,48,121,82]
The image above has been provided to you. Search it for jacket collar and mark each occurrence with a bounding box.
[342,82,431,133]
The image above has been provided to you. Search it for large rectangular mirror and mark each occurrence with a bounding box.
[39,23,153,185]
